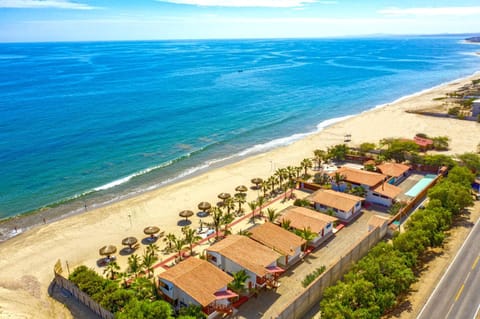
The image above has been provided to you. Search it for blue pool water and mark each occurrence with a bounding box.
[0,37,479,220]
[405,174,437,197]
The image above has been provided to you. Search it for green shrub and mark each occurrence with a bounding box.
[302,266,326,287]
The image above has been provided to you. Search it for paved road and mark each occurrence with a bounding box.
[417,219,480,319]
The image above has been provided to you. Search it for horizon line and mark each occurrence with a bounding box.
[1,32,479,44]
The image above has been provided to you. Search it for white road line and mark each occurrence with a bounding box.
[472,303,480,319]
[417,219,480,319]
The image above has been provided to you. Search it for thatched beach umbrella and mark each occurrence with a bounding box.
[179,210,194,221]
[121,237,138,249]
[144,226,160,239]
[234,192,247,199]
[218,192,231,201]
[235,185,248,193]
[198,201,211,212]
[99,245,117,258]
[251,177,263,189]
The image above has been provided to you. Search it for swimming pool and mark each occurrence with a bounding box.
[405,174,437,197]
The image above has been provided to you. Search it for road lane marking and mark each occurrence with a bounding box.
[455,284,465,301]
[472,255,479,270]
[472,303,480,319]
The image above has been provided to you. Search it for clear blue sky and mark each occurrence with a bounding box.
[1,0,479,42]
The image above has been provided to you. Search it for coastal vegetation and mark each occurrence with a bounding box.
[319,154,477,318]
[302,265,326,288]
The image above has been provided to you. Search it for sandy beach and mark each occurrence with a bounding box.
[1,72,480,318]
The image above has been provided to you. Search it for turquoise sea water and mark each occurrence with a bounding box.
[0,37,479,220]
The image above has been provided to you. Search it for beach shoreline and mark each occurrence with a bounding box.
[2,70,479,243]
[0,70,480,318]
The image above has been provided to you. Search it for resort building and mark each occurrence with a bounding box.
[278,206,338,247]
[333,167,402,207]
[158,257,235,317]
[307,189,363,221]
[376,162,411,185]
[249,222,305,268]
[205,235,282,290]
[367,215,390,235]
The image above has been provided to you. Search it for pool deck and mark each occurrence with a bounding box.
[396,173,425,202]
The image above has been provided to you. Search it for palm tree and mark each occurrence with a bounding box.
[142,249,158,278]
[173,237,185,261]
[294,166,302,179]
[300,158,313,177]
[234,193,246,214]
[313,149,326,170]
[211,206,224,240]
[256,196,266,218]
[333,172,346,188]
[146,243,159,258]
[295,227,317,252]
[103,260,120,280]
[224,197,235,215]
[131,277,156,301]
[182,226,201,256]
[267,176,277,194]
[127,254,143,278]
[260,180,269,198]
[228,270,249,297]
[247,200,257,224]
[163,233,176,252]
[222,211,235,236]
[280,218,291,230]
[266,208,280,222]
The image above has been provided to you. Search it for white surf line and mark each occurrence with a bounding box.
[416,219,480,319]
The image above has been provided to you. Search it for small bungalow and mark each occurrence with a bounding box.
[413,136,434,151]
[278,206,338,247]
[472,99,480,117]
[333,167,402,206]
[158,257,235,317]
[307,189,363,221]
[473,178,480,193]
[249,222,305,268]
[206,235,282,290]
[376,162,411,185]
[367,215,390,236]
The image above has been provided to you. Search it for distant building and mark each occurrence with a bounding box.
[307,189,363,221]
[158,257,235,317]
[278,206,338,246]
[249,222,305,268]
[473,99,480,118]
[413,136,434,151]
[206,235,282,290]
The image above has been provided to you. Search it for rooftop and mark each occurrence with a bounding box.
[249,222,305,256]
[308,189,364,212]
[278,206,338,234]
[368,215,390,229]
[372,182,402,199]
[334,166,387,187]
[158,257,233,307]
[413,136,433,147]
[376,162,411,178]
[207,235,281,277]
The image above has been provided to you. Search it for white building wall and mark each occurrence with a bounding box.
[366,191,392,206]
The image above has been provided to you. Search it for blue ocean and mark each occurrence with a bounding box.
[0,36,479,219]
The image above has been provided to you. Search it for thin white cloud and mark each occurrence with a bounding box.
[379,6,480,16]
[156,0,317,8]
[0,0,96,10]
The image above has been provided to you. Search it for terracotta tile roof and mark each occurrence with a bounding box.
[372,182,402,199]
[334,167,387,187]
[376,162,411,178]
[158,257,232,307]
[278,206,337,234]
[207,235,281,277]
[413,136,433,147]
[308,189,364,212]
[249,222,305,256]
[368,215,390,229]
